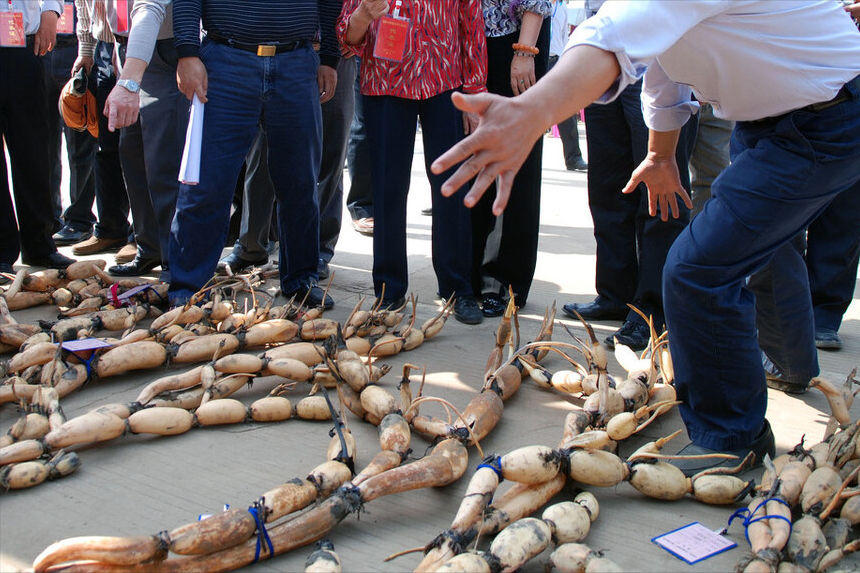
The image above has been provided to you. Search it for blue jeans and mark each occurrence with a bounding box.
[665,76,860,451]
[168,39,322,302]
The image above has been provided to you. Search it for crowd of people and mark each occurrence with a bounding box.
[3,0,859,471]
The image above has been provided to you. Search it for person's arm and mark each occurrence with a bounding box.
[73,0,95,74]
[34,1,62,56]
[173,0,207,102]
[433,44,620,214]
[511,10,543,96]
[344,0,389,45]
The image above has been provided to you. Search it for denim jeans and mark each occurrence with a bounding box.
[665,75,860,451]
[346,58,373,221]
[168,39,322,302]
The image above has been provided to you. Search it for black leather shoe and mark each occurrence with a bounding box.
[563,297,627,321]
[481,293,508,317]
[217,251,267,275]
[605,320,650,350]
[22,251,76,269]
[454,296,483,325]
[317,259,330,280]
[566,157,588,172]
[109,256,160,276]
[0,262,13,284]
[669,420,776,477]
[283,282,334,310]
[52,225,92,245]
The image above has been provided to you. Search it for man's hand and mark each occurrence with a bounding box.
[622,155,691,221]
[432,91,546,215]
[34,10,59,56]
[177,56,208,102]
[358,0,390,21]
[72,55,94,76]
[845,0,860,18]
[318,65,337,104]
[104,84,139,131]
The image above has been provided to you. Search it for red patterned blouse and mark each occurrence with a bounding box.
[337,0,488,99]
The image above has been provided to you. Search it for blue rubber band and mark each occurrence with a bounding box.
[476,455,503,480]
[728,498,793,547]
[248,505,273,562]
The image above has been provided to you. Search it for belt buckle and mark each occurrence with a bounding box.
[257,44,276,57]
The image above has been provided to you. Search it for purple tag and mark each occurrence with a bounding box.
[117,284,151,302]
[62,338,113,352]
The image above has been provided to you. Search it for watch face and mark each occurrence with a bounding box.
[119,79,140,92]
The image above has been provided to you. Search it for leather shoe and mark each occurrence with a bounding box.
[375,296,406,311]
[22,251,76,269]
[115,242,138,264]
[481,293,508,317]
[217,252,267,275]
[566,157,588,172]
[71,235,125,256]
[453,295,483,325]
[283,282,334,310]
[317,259,330,280]
[563,297,627,321]
[352,217,374,235]
[605,320,650,350]
[109,256,160,276]
[52,225,92,245]
[669,420,776,477]
[421,206,432,216]
[0,262,14,285]
[762,353,807,394]
[815,328,842,351]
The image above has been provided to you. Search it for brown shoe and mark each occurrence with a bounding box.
[115,242,138,264]
[71,235,125,256]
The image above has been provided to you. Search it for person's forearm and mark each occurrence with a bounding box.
[517,11,543,47]
[118,57,147,83]
[647,128,681,160]
[345,9,373,45]
[517,44,620,130]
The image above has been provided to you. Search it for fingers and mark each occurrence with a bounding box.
[106,102,118,132]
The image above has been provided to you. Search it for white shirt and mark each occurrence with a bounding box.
[4,0,64,35]
[550,2,569,57]
[567,0,860,130]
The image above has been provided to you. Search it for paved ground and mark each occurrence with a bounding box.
[1,132,858,572]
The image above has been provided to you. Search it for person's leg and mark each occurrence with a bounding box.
[262,46,323,295]
[233,128,275,262]
[41,45,66,231]
[137,39,189,266]
[665,97,860,452]
[91,42,130,242]
[317,55,356,263]
[420,91,475,301]
[549,54,585,171]
[689,102,733,217]
[168,40,263,303]
[364,95,417,302]
[346,58,374,222]
[806,176,860,345]
[0,137,21,266]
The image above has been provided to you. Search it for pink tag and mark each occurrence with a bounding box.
[373,15,409,62]
[0,12,25,47]
[115,0,129,33]
[57,3,74,34]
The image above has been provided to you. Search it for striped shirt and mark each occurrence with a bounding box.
[173,0,342,68]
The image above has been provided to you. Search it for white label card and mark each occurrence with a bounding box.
[652,522,737,564]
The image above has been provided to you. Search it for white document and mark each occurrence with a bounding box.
[652,522,737,564]
[178,94,204,185]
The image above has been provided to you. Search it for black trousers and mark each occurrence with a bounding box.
[470,22,550,306]
[1,43,56,265]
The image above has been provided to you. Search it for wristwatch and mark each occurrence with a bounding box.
[117,79,141,93]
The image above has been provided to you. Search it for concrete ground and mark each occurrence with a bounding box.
[1,131,858,572]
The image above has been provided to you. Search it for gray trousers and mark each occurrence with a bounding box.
[233,55,356,263]
[118,39,189,262]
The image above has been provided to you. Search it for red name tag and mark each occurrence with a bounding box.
[373,15,409,62]
[57,3,74,34]
[116,0,129,33]
[0,11,25,47]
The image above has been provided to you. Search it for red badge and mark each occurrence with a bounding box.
[373,15,409,63]
[0,11,25,47]
[57,3,74,34]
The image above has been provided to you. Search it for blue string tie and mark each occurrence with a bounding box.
[248,505,274,563]
[728,497,792,547]
[476,454,503,480]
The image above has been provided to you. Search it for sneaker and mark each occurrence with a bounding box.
[566,157,588,172]
[669,420,776,477]
[71,235,125,256]
[352,217,374,235]
[115,242,138,265]
[52,225,92,246]
[453,295,482,325]
[283,282,334,310]
[605,320,650,350]
[814,328,842,351]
